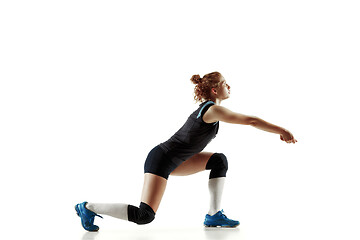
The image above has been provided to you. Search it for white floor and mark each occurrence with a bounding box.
[3,201,360,240]
[80,227,242,240]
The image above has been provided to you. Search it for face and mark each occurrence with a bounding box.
[213,75,231,100]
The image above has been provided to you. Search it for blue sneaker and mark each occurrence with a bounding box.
[75,202,103,231]
[204,210,240,228]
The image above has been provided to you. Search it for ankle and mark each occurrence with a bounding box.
[85,202,93,211]
[208,209,219,216]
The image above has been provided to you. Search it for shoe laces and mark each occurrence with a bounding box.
[219,210,229,219]
[86,215,95,226]
[85,211,103,225]
[86,214,103,226]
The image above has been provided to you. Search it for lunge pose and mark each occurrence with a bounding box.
[75,71,297,231]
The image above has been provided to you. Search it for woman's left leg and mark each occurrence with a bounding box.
[170,152,214,176]
[171,152,239,227]
[170,152,228,215]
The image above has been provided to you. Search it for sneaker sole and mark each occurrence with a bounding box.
[204,223,240,228]
[75,204,80,216]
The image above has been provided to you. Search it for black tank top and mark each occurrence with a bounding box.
[159,100,219,164]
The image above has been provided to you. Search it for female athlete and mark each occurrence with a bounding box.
[75,71,297,231]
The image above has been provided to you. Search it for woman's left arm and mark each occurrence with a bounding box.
[250,117,297,144]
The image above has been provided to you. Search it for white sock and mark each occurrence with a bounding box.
[208,177,225,216]
[86,203,129,221]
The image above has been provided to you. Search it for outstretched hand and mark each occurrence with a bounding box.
[280,130,297,144]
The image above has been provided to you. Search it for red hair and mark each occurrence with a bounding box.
[190,71,224,103]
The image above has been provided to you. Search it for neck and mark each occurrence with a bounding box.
[210,98,222,105]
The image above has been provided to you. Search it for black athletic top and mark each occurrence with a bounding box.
[159,100,219,164]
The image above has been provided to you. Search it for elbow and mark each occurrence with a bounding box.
[248,117,259,126]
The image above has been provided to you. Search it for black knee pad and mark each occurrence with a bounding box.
[205,153,228,179]
[127,202,155,225]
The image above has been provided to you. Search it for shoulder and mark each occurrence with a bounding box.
[202,105,225,124]
[197,101,216,122]
[203,105,254,125]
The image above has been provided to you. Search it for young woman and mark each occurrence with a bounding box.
[75,71,297,231]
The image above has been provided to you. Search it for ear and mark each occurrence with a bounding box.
[211,88,217,95]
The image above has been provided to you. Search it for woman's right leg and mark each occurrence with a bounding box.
[79,146,169,229]
[140,173,167,213]
[86,173,167,225]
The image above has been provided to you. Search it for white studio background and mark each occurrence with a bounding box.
[1,1,359,240]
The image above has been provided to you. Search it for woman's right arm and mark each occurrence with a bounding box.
[203,105,297,144]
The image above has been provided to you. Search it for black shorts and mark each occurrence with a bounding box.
[144,145,181,180]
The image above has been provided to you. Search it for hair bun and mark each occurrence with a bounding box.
[190,74,202,84]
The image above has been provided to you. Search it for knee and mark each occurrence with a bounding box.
[128,202,155,225]
[205,153,228,179]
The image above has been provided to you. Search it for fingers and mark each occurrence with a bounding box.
[280,134,297,144]
[286,138,297,144]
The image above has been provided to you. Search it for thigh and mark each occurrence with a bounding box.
[144,146,179,180]
[170,152,214,176]
[141,173,167,213]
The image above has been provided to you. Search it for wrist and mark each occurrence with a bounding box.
[279,128,287,135]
